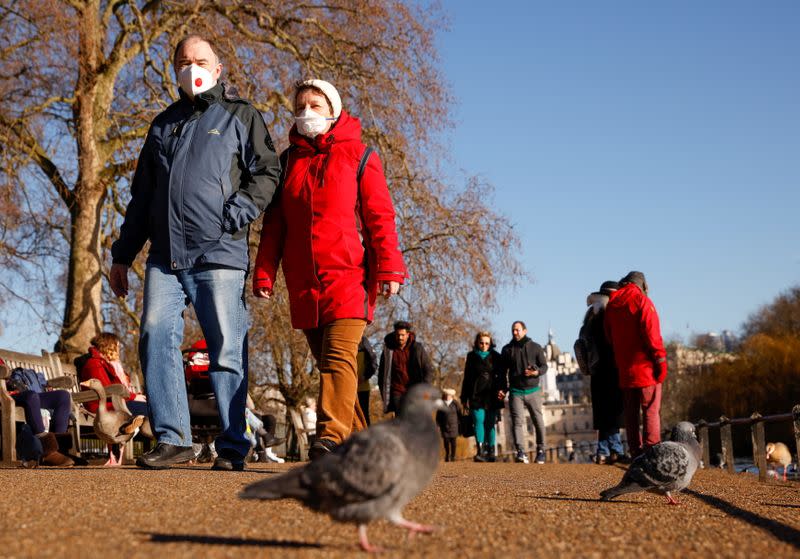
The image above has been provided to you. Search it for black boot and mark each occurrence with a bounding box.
[474,443,488,462]
[486,444,496,463]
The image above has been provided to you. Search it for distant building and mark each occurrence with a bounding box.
[721,330,738,352]
[668,341,734,374]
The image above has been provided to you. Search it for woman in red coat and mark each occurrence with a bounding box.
[254,79,406,459]
[78,332,148,416]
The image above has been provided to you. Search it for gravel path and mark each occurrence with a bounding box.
[1,461,797,558]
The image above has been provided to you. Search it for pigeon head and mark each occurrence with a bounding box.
[670,421,697,443]
[398,383,447,419]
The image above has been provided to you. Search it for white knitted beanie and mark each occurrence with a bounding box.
[298,79,342,118]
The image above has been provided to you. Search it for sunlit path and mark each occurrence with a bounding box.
[0,462,797,558]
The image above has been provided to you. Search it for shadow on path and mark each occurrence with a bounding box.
[685,489,800,549]
[142,532,322,549]
[528,495,608,504]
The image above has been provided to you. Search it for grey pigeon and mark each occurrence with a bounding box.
[600,421,701,505]
[240,383,447,552]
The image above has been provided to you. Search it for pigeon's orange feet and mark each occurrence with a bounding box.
[665,493,680,505]
[396,518,436,536]
[358,524,383,553]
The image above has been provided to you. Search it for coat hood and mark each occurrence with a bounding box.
[608,282,645,313]
[587,292,609,314]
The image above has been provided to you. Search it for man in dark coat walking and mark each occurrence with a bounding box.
[378,321,433,413]
[580,281,626,464]
[498,321,548,464]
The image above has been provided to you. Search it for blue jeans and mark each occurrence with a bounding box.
[471,407,497,447]
[139,263,250,458]
[596,428,624,456]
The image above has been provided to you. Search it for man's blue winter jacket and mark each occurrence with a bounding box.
[111,83,281,271]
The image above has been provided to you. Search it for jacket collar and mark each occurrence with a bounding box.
[510,335,530,347]
[178,82,226,111]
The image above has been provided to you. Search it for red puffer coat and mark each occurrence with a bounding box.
[253,111,406,329]
[603,283,668,388]
[77,347,135,414]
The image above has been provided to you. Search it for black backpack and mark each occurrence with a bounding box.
[573,317,600,375]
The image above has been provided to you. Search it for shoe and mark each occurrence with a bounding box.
[608,452,618,465]
[136,443,195,470]
[514,450,529,464]
[263,448,284,463]
[53,434,89,466]
[535,450,546,464]
[37,433,74,467]
[211,449,246,471]
[595,454,608,465]
[308,438,338,461]
[615,453,633,464]
[194,443,217,464]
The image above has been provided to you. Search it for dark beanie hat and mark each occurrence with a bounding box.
[599,280,619,295]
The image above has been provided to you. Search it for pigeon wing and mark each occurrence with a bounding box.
[302,426,408,509]
[626,442,689,488]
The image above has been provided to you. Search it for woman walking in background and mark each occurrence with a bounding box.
[461,331,504,462]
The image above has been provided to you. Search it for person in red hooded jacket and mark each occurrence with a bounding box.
[604,271,667,457]
[253,79,406,460]
[77,332,148,417]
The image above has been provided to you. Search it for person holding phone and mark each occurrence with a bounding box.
[498,321,548,464]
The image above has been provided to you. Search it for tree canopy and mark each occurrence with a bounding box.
[0,1,526,407]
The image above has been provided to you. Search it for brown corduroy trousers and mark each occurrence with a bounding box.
[304,318,368,445]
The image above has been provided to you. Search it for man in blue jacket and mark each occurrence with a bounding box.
[110,34,280,471]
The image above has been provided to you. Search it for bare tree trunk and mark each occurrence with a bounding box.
[58,1,104,360]
[59,192,105,359]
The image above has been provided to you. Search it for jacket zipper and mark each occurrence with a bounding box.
[176,111,202,265]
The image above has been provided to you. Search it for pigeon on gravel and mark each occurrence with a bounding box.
[600,421,701,505]
[240,383,447,552]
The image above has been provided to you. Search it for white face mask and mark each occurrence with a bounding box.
[178,64,216,98]
[295,107,337,138]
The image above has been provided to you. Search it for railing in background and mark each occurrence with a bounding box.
[696,404,800,482]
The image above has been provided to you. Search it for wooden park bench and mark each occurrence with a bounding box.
[0,347,130,465]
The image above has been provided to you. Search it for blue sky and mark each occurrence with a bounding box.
[438,0,799,347]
